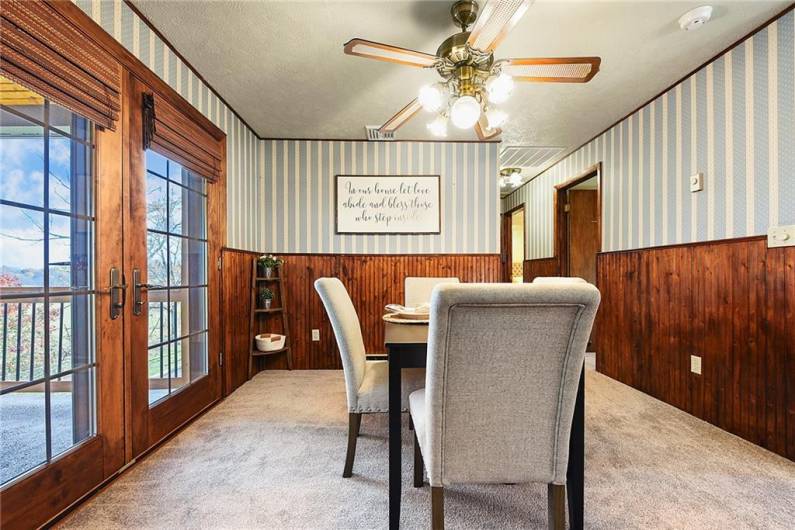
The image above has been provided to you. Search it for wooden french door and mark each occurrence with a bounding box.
[0,77,125,529]
[125,77,224,456]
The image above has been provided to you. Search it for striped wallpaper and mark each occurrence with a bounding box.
[75,0,260,250]
[503,10,794,260]
[257,140,500,254]
[76,1,501,254]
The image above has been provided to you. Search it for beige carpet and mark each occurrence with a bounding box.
[59,366,794,529]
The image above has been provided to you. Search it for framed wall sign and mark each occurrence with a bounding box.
[335,175,441,234]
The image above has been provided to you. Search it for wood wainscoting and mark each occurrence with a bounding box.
[593,236,794,460]
[221,249,501,393]
[523,257,560,282]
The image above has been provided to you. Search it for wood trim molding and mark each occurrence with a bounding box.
[502,3,795,200]
[553,163,602,276]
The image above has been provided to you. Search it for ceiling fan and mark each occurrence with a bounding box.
[344,0,601,140]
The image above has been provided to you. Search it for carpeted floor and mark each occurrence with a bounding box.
[58,366,794,529]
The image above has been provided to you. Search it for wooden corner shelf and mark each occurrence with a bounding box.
[249,260,293,377]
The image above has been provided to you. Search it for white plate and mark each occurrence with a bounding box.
[382,314,429,325]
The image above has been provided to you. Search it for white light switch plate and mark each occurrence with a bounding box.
[768,225,795,248]
[689,172,703,192]
[311,329,320,341]
[690,355,702,375]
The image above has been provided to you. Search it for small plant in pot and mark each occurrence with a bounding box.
[257,254,284,278]
[258,287,274,310]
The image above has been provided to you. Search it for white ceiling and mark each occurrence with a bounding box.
[133,0,787,175]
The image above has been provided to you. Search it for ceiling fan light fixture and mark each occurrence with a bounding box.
[486,72,514,104]
[418,83,447,113]
[427,115,449,137]
[450,95,481,129]
[486,108,508,129]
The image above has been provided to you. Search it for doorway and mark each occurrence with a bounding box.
[554,164,601,283]
[501,205,525,282]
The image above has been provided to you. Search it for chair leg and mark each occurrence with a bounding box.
[431,486,444,530]
[413,430,424,488]
[342,413,361,478]
[547,484,566,530]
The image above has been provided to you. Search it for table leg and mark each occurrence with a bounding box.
[566,364,585,530]
[388,349,402,530]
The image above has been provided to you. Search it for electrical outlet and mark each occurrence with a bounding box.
[311,329,320,341]
[690,355,702,375]
[689,172,703,192]
[768,225,795,248]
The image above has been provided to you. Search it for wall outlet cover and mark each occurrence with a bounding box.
[690,355,702,375]
[689,172,704,192]
[311,329,320,341]
[768,225,795,248]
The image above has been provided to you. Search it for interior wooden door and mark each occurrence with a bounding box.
[0,77,125,529]
[567,190,599,284]
[126,77,224,456]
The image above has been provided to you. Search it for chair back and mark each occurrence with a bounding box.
[314,278,366,410]
[423,283,600,486]
[404,277,460,307]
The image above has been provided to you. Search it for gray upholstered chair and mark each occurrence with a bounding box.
[404,277,460,307]
[409,283,600,530]
[314,277,423,478]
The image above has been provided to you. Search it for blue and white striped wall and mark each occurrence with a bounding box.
[503,10,794,259]
[75,0,260,250]
[76,1,501,255]
[257,140,500,254]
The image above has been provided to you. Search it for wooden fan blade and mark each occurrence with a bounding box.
[379,99,422,133]
[467,0,533,52]
[503,57,601,83]
[343,38,437,68]
[475,117,501,140]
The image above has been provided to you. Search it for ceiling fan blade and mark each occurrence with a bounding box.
[379,98,422,133]
[475,117,501,140]
[503,57,602,83]
[343,38,437,68]
[467,0,533,52]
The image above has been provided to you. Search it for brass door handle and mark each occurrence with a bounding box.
[99,267,126,320]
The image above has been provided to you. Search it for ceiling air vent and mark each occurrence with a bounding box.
[366,126,395,141]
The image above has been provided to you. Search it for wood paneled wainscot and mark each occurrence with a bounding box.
[523,257,560,282]
[593,236,794,460]
[221,250,501,392]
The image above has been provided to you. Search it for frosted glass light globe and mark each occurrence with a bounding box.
[486,108,508,129]
[418,84,446,113]
[426,115,448,137]
[450,96,481,129]
[486,73,514,104]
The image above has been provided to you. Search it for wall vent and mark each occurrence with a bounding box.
[366,126,395,141]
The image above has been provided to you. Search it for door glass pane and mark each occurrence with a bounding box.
[145,150,208,405]
[0,76,97,485]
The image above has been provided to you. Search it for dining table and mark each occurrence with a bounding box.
[384,319,585,530]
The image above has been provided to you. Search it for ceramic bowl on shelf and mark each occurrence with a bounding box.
[255,333,286,352]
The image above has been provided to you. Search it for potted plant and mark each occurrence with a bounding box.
[257,254,284,278]
[258,287,274,310]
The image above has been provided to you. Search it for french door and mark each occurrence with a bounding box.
[0,76,125,528]
[126,77,223,456]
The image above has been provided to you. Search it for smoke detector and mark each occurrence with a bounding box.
[678,6,713,31]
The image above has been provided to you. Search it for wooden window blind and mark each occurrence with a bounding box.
[0,0,121,130]
[148,92,224,182]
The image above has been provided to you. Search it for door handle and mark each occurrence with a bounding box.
[99,267,126,320]
[132,269,165,316]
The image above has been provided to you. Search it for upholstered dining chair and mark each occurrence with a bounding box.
[314,277,423,478]
[404,277,460,307]
[409,282,600,530]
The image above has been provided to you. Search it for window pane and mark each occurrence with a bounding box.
[145,172,167,232]
[50,294,94,374]
[186,287,207,335]
[0,206,44,287]
[0,300,46,384]
[49,129,92,217]
[146,232,168,287]
[166,296,182,341]
[168,235,183,286]
[183,188,206,240]
[0,109,44,208]
[0,75,45,122]
[50,367,95,458]
[168,180,182,235]
[0,382,47,484]
[145,149,167,178]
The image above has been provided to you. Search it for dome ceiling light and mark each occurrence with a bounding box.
[343,0,602,140]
